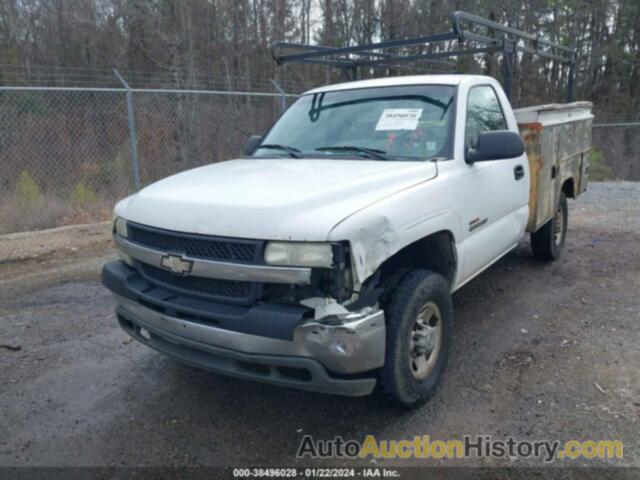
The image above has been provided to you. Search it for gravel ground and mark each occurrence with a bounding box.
[0,182,638,476]
[571,181,640,233]
[0,221,111,263]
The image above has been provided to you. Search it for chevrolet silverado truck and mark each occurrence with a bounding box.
[102,74,592,406]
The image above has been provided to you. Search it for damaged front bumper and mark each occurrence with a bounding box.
[103,261,385,396]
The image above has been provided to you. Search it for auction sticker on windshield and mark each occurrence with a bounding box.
[375,108,423,130]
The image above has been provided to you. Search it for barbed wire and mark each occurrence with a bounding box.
[0,64,310,93]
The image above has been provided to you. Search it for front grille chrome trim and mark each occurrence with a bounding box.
[114,235,311,285]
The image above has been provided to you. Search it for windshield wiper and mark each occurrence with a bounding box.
[256,144,303,158]
[315,145,389,160]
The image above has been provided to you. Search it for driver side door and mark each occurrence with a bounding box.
[457,85,529,284]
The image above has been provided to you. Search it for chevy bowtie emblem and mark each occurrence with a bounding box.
[160,254,193,275]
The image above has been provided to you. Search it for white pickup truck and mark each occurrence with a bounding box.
[103,74,592,406]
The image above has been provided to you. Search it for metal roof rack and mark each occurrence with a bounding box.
[272,11,577,101]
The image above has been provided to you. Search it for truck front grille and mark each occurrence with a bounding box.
[139,264,255,302]
[128,223,261,264]
[126,222,265,304]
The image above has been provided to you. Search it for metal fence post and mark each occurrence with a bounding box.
[270,79,287,113]
[502,39,515,102]
[114,69,141,191]
[567,60,575,103]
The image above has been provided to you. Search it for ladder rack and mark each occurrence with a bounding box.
[271,11,576,101]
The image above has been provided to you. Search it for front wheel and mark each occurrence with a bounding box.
[378,269,453,407]
[531,192,568,261]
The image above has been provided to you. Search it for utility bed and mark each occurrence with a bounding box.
[515,102,593,232]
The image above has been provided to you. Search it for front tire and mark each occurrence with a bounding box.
[379,269,453,407]
[531,192,568,261]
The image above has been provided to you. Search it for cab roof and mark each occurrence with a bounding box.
[303,74,496,95]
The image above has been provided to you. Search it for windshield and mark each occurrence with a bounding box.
[253,85,456,161]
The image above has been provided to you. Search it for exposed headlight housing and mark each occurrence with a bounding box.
[113,216,128,238]
[264,242,334,268]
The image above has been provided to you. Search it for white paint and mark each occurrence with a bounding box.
[304,74,468,95]
[115,74,587,293]
[115,158,438,243]
[514,102,593,126]
[326,75,530,290]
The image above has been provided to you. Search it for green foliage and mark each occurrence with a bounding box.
[97,148,134,193]
[589,149,616,181]
[14,170,43,205]
[70,183,99,205]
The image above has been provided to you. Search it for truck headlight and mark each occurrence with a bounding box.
[264,242,334,268]
[113,217,133,266]
[113,217,128,238]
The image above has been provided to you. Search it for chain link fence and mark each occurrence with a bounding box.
[591,122,640,181]
[0,85,637,262]
[0,86,295,261]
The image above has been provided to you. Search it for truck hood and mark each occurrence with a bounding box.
[116,158,437,240]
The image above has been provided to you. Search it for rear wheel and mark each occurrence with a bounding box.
[531,192,568,261]
[379,269,452,407]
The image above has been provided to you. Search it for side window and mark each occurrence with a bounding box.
[465,86,507,150]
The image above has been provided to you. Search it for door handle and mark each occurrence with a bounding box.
[514,165,524,180]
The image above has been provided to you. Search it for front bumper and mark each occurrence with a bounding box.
[103,261,385,396]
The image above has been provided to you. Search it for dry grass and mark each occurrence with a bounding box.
[0,193,114,236]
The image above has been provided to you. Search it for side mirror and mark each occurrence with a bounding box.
[466,130,525,163]
[244,135,262,156]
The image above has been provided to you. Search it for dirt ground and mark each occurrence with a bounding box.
[0,182,638,475]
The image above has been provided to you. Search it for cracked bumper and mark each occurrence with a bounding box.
[103,261,385,396]
[115,296,382,396]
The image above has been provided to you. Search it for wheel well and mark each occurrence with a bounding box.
[379,231,457,286]
[562,177,575,199]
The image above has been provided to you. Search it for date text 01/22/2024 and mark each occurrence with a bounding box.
[232,467,400,478]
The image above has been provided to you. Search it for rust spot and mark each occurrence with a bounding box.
[518,121,544,133]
